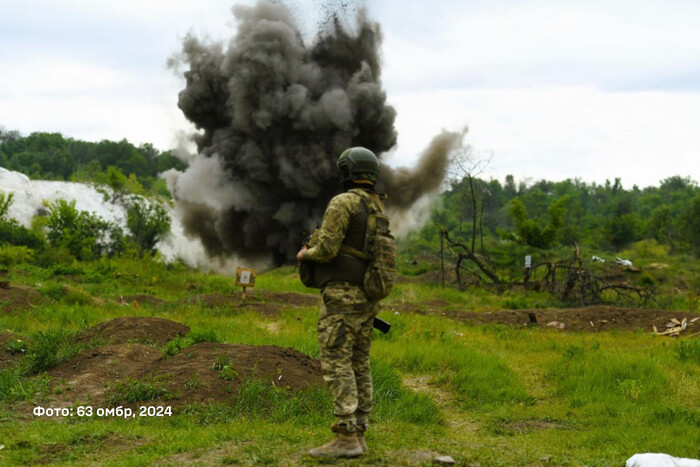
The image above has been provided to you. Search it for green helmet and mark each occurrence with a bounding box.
[337,147,380,184]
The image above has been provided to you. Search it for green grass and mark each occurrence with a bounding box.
[108,378,176,405]
[1,256,699,464]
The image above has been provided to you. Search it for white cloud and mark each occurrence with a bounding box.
[377,0,700,91]
[1,0,699,188]
[388,86,700,187]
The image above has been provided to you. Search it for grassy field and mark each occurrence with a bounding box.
[0,257,699,465]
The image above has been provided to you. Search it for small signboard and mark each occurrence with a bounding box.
[524,255,532,269]
[235,267,256,299]
[236,267,256,287]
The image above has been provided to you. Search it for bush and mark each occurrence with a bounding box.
[0,191,13,219]
[38,283,66,301]
[45,199,123,260]
[21,329,80,376]
[0,219,45,250]
[125,197,171,256]
[0,245,34,267]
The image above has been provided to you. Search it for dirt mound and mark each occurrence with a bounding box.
[152,342,322,405]
[0,284,47,313]
[44,317,322,408]
[50,344,164,403]
[76,317,190,346]
[47,341,321,408]
[403,304,700,333]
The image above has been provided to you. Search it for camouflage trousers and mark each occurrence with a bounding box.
[318,281,378,431]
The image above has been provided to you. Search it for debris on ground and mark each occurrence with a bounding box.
[546,321,565,330]
[434,455,456,464]
[653,317,699,337]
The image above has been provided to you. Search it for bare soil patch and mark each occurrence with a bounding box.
[397,302,700,333]
[49,343,164,405]
[46,317,322,408]
[0,284,47,313]
[76,317,190,346]
[180,290,318,316]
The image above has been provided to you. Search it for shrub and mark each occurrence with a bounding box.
[45,199,123,260]
[125,197,171,256]
[21,329,80,376]
[0,191,13,219]
[0,219,45,250]
[38,283,66,301]
[0,245,34,267]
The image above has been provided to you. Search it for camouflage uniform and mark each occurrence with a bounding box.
[303,191,379,431]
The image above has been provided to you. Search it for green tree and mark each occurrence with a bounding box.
[45,200,122,260]
[680,193,700,256]
[105,166,127,192]
[126,198,171,256]
[508,196,568,249]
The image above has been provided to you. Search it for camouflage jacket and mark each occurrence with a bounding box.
[302,188,382,263]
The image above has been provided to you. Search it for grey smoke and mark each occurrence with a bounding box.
[167,1,459,264]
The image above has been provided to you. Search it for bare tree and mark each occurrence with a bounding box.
[439,145,501,290]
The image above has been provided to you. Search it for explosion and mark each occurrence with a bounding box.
[166,1,461,264]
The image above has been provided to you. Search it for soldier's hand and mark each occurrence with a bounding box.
[296,246,308,261]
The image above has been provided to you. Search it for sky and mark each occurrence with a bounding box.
[1,0,699,189]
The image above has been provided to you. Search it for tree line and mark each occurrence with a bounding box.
[401,157,700,298]
[0,129,187,197]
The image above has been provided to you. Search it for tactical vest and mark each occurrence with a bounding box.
[314,189,371,287]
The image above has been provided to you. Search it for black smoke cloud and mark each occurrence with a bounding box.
[167,1,461,264]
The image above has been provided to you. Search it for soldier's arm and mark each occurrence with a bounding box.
[301,194,354,263]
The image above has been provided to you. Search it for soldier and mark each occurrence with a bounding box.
[296,147,387,458]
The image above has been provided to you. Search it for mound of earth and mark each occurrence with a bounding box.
[50,344,164,403]
[46,317,322,408]
[152,342,322,405]
[0,284,47,313]
[76,317,190,346]
[399,303,700,333]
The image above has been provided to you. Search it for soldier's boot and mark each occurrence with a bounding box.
[308,424,363,458]
[356,424,368,453]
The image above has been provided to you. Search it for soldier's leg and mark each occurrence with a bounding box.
[318,312,358,427]
[317,283,368,429]
[351,305,376,435]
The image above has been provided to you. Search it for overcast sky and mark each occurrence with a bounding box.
[1,0,699,188]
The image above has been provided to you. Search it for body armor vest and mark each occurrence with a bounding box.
[314,189,371,287]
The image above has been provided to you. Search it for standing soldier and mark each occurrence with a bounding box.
[296,147,394,458]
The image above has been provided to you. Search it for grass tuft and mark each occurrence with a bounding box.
[107,378,176,405]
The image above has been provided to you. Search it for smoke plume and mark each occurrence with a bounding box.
[167,1,460,264]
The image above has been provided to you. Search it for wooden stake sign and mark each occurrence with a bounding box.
[235,267,256,300]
